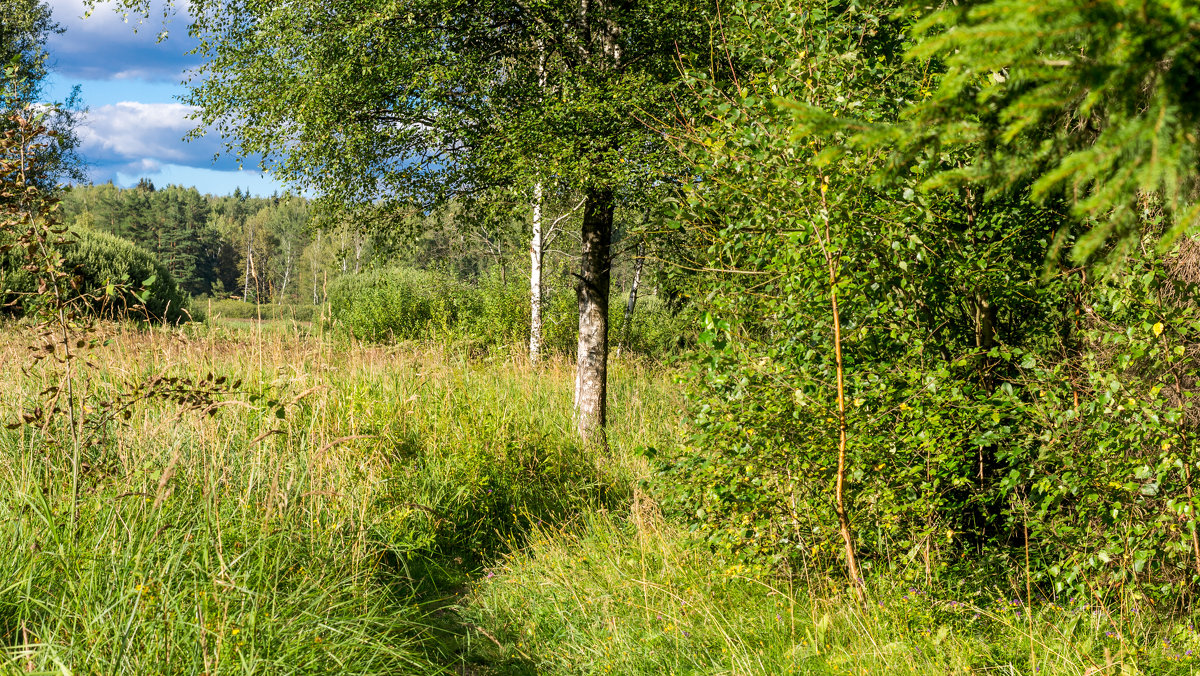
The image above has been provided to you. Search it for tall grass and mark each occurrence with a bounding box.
[466,511,1200,675]
[4,321,1194,675]
[0,322,682,673]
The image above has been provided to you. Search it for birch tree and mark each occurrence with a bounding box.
[104,0,710,445]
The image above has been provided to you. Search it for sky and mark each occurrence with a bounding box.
[40,0,290,197]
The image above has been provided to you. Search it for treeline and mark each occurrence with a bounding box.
[57,182,677,351]
[60,182,662,303]
[60,181,373,304]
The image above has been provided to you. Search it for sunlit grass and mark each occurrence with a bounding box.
[0,321,682,673]
[466,511,1200,675]
[3,320,1191,675]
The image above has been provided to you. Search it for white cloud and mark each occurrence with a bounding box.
[41,0,288,197]
[79,102,196,161]
[77,102,259,181]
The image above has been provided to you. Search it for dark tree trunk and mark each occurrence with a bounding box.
[574,186,614,447]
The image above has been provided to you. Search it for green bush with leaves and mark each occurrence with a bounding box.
[327,267,469,341]
[0,228,188,322]
[650,0,1200,608]
[329,265,694,357]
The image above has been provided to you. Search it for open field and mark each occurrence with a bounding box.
[0,324,1197,674]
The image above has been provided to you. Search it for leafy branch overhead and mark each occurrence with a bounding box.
[799,0,1200,265]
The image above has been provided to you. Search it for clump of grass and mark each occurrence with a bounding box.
[0,481,431,673]
[465,509,1200,675]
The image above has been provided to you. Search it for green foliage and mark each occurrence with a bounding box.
[636,0,1200,615]
[327,267,475,342]
[328,266,693,357]
[1,228,188,322]
[0,0,84,187]
[60,183,319,301]
[894,0,1200,262]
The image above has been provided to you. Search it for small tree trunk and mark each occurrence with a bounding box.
[574,186,613,447]
[814,177,864,602]
[616,239,644,358]
[279,243,293,300]
[828,257,865,602]
[530,181,545,362]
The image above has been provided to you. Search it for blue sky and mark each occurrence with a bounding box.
[42,0,290,197]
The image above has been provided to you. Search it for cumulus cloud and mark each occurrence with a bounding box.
[39,0,285,195]
[44,0,199,82]
[78,102,259,182]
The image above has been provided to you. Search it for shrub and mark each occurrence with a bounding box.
[329,265,696,358]
[327,267,467,341]
[0,228,188,322]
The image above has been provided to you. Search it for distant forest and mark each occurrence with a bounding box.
[59,181,650,311]
[61,181,356,304]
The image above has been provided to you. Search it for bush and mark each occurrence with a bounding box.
[0,228,188,322]
[329,265,695,358]
[610,293,695,357]
[327,267,468,341]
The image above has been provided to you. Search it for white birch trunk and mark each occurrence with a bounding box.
[574,187,613,447]
[243,228,253,301]
[529,40,549,363]
[616,239,644,358]
[530,181,545,362]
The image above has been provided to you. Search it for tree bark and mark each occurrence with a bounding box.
[574,186,613,447]
[829,263,865,602]
[814,177,864,602]
[243,228,253,301]
[529,40,548,364]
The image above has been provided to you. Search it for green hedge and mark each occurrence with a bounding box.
[328,266,693,357]
[0,228,188,322]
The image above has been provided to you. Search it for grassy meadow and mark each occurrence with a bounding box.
[0,320,1196,674]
